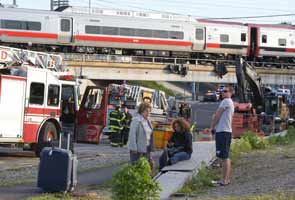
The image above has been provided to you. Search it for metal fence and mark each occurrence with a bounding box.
[62,53,236,66]
[62,53,295,69]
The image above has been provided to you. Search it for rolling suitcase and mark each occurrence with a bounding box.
[37,132,78,192]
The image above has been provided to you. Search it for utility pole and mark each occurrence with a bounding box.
[13,0,16,6]
[89,0,91,13]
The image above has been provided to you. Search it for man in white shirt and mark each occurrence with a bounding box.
[210,87,234,186]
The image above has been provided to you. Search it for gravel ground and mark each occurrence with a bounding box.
[174,145,295,199]
[0,137,163,187]
[0,139,130,186]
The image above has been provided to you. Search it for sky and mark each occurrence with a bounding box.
[1,0,295,24]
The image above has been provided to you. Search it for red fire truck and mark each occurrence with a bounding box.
[0,46,80,156]
[0,46,169,152]
[76,83,168,144]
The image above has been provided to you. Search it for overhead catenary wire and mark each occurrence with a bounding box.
[70,0,295,24]
[90,0,295,14]
[203,13,295,20]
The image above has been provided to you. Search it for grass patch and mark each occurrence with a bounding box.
[178,128,295,196]
[268,127,295,146]
[26,193,73,200]
[78,161,128,174]
[190,190,295,200]
[127,80,175,96]
[178,162,220,194]
[86,180,112,191]
[26,192,110,200]
[0,179,35,187]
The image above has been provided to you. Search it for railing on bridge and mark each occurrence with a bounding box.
[62,53,236,67]
[62,53,295,69]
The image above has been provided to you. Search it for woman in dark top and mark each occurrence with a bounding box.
[159,118,193,170]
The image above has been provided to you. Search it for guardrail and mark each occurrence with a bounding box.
[62,53,295,69]
[62,53,236,66]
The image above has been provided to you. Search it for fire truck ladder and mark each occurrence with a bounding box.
[0,45,64,72]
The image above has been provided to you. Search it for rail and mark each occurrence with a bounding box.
[62,53,295,69]
[62,53,236,66]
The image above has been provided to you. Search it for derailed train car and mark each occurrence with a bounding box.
[1,6,295,63]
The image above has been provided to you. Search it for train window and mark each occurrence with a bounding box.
[241,33,246,42]
[47,85,60,106]
[61,19,70,32]
[102,26,119,35]
[220,34,229,43]
[29,83,45,105]
[153,30,169,38]
[262,35,267,43]
[85,25,101,34]
[119,28,134,36]
[1,20,24,30]
[1,20,41,31]
[195,29,204,40]
[169,31,184,40]
[279,38,287,46]
[135,29,153,37]
[27,22,41,31]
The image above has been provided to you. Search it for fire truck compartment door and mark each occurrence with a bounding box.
[76,86,107,144]
[0,76,26,139]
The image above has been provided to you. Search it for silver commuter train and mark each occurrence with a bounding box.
[1,6,295,62]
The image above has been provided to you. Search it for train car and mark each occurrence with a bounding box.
[73,12,193,56]
[1,6,295,65]
[255,24,295,62]
[197,19,249,59]
[0,7,74,49]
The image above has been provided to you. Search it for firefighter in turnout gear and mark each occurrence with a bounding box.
[122,104,132,145]
[109,104,126,147]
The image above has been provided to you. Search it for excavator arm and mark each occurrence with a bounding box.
[235,57,264,112]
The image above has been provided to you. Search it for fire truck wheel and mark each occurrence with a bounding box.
[35,122,58,157]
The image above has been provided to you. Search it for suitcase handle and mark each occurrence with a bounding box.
[58,132,71,151]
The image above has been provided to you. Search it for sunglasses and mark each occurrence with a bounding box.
[222,90,229,93]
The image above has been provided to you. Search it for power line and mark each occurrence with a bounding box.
[203,13,295,20]
[93,0,295,13]
[71,0,295,23]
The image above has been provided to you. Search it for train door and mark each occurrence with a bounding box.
[193,27,206,51]
[76,86,108,144]
[248,26,259,59]
[58,18,73,44]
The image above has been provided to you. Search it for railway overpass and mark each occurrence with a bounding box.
[64,54,295,85]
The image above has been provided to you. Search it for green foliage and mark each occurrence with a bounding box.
[111,158,162,200]
[268,127,295,146]
[179,162,219,194]
[193,191,295,200]
[241,132,269,149]
[127,81,175,96]
[26,193,72,200]
[231,137,252,161]
[268,135,288,145]
[231,132,270,162]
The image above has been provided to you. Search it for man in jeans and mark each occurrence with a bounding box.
[210,87,234,186]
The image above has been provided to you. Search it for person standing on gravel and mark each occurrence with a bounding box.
[127,102,154,173]
[210,86,234,186]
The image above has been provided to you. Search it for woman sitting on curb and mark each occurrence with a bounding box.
[159,118,193,170]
